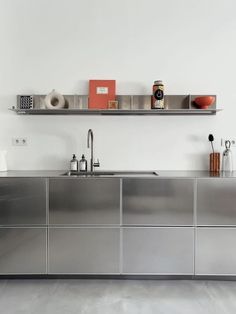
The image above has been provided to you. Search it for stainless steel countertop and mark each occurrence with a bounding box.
[0,170,236,178]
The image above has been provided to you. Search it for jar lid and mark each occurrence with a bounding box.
[154,80,163,85]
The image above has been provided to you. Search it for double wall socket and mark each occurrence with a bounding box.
[221,138,236,147]
[12,138,27,146]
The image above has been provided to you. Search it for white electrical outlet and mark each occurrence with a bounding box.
[221,138,236,147]
[12,138,27,146]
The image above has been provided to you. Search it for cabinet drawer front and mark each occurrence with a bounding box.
[49,228,120,274]
[0,178,46,225]
[0,228,46,274]
[197,178,236,225]
[49,179,120,225]
[196,228,236,275]
[123,179,194,225]
[123,227,194,274]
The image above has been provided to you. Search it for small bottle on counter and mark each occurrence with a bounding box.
[79,154,87,172]
[152,80,165,109]
[70,154,78,172]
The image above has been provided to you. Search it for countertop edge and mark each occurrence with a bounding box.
[0,170,236,178]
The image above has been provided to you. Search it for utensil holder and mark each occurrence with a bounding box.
[210,153,220,172]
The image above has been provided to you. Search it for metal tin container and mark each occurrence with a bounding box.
[152,80,164,109]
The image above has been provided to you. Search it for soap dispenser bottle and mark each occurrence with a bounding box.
[222,140,233,173]
[79,154,87,172]
[70,154,78,172]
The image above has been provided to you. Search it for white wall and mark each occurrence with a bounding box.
[0,0,236,170]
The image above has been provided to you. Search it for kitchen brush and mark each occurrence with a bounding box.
[208,134,215,153]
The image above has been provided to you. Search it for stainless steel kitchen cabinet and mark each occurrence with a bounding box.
[197,178,236,225]
[0,178,46,225]
[49,227,120,274]
[123,179,194,225]
[0,228,46,274]
[122,227,194,274]
[49,179,120,225]
[196,228,236,275]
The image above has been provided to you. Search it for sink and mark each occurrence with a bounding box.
[62,171,115,176]
[113,171,158,176]
[61,171,158,177]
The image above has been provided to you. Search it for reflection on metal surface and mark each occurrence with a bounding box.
[123,227,194,274]
[0,178,47,225]
[49,178,120,225]
[123,179,194,225]
[0,228,46,274]
[49,227,120,274]
[196,228,236,275]
[197,178,236,225]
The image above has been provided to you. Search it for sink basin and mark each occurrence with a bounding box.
[61,171,158,177]
[62,171,115,176]
[113,171,158,176]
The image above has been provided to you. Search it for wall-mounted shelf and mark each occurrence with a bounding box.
[11,94,220,116]
[10,108,221,115]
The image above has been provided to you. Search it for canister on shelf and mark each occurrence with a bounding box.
[152,80,164,109]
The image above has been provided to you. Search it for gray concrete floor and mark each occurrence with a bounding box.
[0,280,236,314]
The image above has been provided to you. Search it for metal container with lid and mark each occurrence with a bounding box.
[152,80,164,109]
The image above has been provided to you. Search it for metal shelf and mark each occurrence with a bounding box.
[11,94,220,115]
[10,108,221,115]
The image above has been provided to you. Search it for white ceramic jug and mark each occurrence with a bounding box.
[0,150,7,171]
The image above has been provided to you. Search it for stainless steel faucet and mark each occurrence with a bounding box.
[87,129,100,172]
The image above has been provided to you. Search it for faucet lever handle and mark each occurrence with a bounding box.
[93,158,100,168]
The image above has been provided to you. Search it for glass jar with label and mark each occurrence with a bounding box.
[152,80,164,109]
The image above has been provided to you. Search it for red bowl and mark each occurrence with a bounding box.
[194,96,215,109]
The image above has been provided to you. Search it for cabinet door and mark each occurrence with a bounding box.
[49,227,120,274]
[197,178,236,225]
[49,179,120,225]
[123,179,194,225]
[0,178,46,225]
[122,227,194,274]
[196,228,236,275]
[0,228,46,274]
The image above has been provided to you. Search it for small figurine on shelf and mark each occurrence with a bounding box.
[108,100,118,110]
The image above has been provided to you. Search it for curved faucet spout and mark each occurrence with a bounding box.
[87,129,100,172]
[87,129,93,148]
[87,129,94,172]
